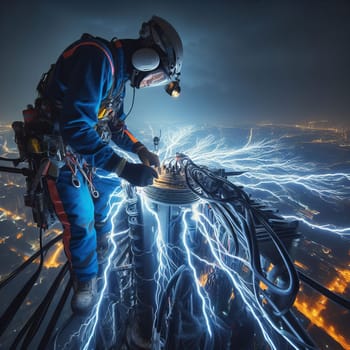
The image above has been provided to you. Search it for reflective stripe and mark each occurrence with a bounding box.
[62,41,115,76]
[123,129,139,144]
[46,178,72,263]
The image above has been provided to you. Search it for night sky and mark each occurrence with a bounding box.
[0,0,349,128]
[1,2,350,347]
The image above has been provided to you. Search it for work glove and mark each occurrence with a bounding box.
[134,142,160,167]
[119,161,158,187]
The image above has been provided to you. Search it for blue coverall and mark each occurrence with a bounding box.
[46,34,139,281]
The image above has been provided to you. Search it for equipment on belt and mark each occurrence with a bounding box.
[1,65,63,229]
[10,110,58,229]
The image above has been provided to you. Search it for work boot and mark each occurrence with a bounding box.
[97,234,110,265]
[71,276,97,314]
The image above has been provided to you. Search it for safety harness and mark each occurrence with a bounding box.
[12,34,125,229]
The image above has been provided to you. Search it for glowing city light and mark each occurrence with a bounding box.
[1,123,349,348]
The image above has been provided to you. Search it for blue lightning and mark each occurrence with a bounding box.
[182,203,302,350]
[144,125,348,347]
[180,207,213,337]
[192,202,272,346]
[56,124,349,348]
[156,126,350,237]
[81,181,127,350]
[76,145,146,348]
[61,178,128,350]
[283,215,350,236]
[140,194,174,307]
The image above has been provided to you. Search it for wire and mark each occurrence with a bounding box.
[38,276,73,350]
[18,262,70,349]
[184,158,299,299]
[298,269,350,310]
[0,228,44,338]
[0,234,63,290]
[124,87,136,120]
[180,156,313,347]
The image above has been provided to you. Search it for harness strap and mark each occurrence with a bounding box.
[63,35,126,122]
[63,41,115,76]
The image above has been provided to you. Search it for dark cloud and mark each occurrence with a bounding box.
[0,0,349,126]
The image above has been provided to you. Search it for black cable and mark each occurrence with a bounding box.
[182,157,307,346]
[298,269,350,310]
[0,165,32,176]
[0,228,44,337]
[235,196,298,313]
[247,204,299,304]
[279,310,319,349]
[208,202,239,256]
[164,267,209,350]
[51,314,77,349]
[124,87,136,120]
[253,206,300,299]
[185,158,299,305]
[18,262,70,350]
[0,233,63,290]
[38,276,73,350]
[155,265,187,332]
[278,330,319,350]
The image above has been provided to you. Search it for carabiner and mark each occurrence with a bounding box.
[72,175,81,188]
[91,189,100,199]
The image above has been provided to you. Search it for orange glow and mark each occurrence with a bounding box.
[44,228,62,238]
[0,207,26,222]
[266,262,274,273]
[298,207,320,220]
[16,232,24,240]
[3,180,21,188]
[294,296,349,349]
[0,236,9,244]
[0,207,13,217]
[334,268,350,290]
[294,269,350,349]
[294,260,308,271]
[259,281,268,291]
[43,242,64,269]
[199,272,209,287]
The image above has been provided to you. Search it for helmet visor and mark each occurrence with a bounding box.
[139,69,170,88]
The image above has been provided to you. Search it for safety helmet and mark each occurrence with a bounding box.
[131,16,183,95]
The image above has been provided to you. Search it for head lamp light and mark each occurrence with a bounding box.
[165,80,181,98]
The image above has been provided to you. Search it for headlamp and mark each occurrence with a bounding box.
[165,80,181,98]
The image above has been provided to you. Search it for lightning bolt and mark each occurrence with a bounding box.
[181,203,300,350]
[157,126,350,237]
[60,125,348,348]
[61,179,128,350]
[141,195,175,307]
[180,207,213,337]
[284,215,350,236]
[81,182,127,350]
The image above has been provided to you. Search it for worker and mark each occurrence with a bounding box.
[39,15,183,314]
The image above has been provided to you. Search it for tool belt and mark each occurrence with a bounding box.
[11,98,65,229]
